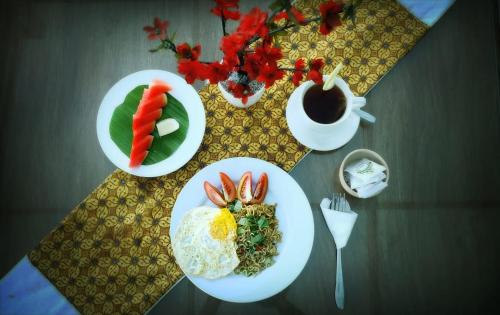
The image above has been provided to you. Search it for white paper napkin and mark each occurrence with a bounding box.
[320,198,358,249]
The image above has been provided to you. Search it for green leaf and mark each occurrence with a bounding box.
[269,0,283,11]
[286,8,298,25]
[250,233,264,245]
[233,200,243,212]
[257,216,269,229]
[109,85,189,165]
[342,4,357,25]
[238,217,249,226]
[237,227,246,235]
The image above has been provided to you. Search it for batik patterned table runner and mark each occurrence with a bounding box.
[28,1,426,313]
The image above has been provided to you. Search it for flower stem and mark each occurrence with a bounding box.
[279,67,310,72]
[246,16,321,46]
[221,12,228,36]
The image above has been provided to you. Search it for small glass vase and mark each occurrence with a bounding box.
[217,73,265,108]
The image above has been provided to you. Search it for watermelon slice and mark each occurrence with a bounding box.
[128,79,171,168]
[132,135,154,153]
[129,150,149,168]
[132,109,162,129]
[133,121,155,138]
[148,80,172,97]
[136,94,167,116]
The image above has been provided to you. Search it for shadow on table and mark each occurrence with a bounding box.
[199,287,305,315]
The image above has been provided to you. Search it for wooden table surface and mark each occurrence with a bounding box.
[1,0,500,314]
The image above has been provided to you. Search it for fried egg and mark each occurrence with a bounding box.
[172,206,239,279]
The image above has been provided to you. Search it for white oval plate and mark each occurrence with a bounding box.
[170,157,314,303]
[286,81,360,151]
[96,70,205,177]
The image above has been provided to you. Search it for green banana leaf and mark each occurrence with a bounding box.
[109,85,189,165]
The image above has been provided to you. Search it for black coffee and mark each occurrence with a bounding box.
[303,84,346,124]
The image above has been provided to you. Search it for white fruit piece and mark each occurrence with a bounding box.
[156,118,179,136]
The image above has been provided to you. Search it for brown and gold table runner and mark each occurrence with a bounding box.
[28,1,426,314]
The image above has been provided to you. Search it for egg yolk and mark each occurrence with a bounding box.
[210,208,237,240]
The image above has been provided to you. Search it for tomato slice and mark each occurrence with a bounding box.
[219,172,236,202]
[251,172,268,204]
[237,171,253,204]
[204,181,227,207]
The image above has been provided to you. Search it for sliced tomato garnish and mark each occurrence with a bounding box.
[251,172,268,204]
[204,181,227,207]
[237,171,253,204]
[219,172,236,202]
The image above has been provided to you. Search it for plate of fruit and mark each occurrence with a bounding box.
[170,157,314,302]
[96,69,205,177]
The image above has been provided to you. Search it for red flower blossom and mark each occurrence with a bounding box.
[273,7,306,25]
[255,43,282,66]
[242,53,263,80]
[176,43,201,61]
[226,81,251,104]
[211,0,240,20]
[205,62,232,84]
[319,0,343,35]
[292,58,306,86]
[307,58,324,84]
[257,64,284,88]
[178,60,206,84]
[237,7,268,38]
[274,11,288,22]
[143,17,169,40]
[220,32,247,59]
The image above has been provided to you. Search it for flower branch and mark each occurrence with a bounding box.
[143,0,357,105]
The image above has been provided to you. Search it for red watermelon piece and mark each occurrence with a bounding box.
[129,150,149,168]
[148,80,172,97]
[136,94,167,116]
[132,109,162,129]
[133,121,155,139]
[128,80,172,168]
[132,135,154,153]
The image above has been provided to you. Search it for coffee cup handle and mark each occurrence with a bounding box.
[352,96,366,109]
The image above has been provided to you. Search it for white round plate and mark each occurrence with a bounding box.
[96,70,205,177]
[285,82,360,151]
[170,157,314,303]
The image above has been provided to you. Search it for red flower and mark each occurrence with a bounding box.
[257,64,284,88]
[307,58,324,84]
[242,53,263,80]
[255,44,282,66]
[176,43,201,61]
[205,62,232,84]
[237,7,268,38]
[220,32,247,59]
[273,11,288,22]
[143,17,169,40]
[273,7,306,25]
[211,0,240,20]
[319,0,343,35]
[226,81,251,104]
[290,7,306,25]
[178,60,206,84]
[292,58,306,86]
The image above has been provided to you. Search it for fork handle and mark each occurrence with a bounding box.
[335,248,344,310]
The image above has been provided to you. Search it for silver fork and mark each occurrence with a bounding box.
[330,193,348,310]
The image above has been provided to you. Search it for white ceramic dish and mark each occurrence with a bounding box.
[170,157,314,303]
[96,69,206,177]
[339,149,390,198]
[285,79,361,151]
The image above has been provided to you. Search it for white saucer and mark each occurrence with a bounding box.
[96,70,205,177]
[285,83,360,151]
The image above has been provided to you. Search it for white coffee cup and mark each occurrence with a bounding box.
[299,76,367,134]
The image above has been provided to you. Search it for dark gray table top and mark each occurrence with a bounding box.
[1,0,499,314]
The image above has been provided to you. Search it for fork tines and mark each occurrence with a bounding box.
[331,193,347,212]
